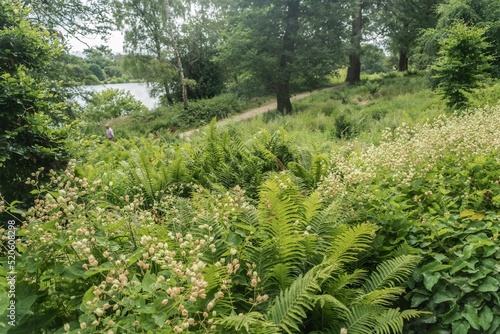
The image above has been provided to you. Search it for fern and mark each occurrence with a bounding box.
[326,223,378,265]
[257,177,306,266]
[361,255,422,293]
[374,308,428,334]
[267,264,335,334]
[218,312,280,334]
[344,305,381,333]
[356,287,406,307]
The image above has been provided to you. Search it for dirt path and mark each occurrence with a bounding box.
[179,86,340,138]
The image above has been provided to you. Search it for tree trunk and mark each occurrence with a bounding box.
[398,50,408,72]
[345,6,363,83]
[276,0,300,115]
[164,0,189,109]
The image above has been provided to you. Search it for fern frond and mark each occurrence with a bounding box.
[267,264,334,334]
[203,263,229,294]
[167,153,190,183]
[243,242,278,289]
[257,177,306,265]
[270,263,296,291]
[302,191,322,223]
[362,255,422,293]
[310,153,329,186]
[315,294,349,311]
[327,269,368,294]
[356,287,405,307]
[387,242,421,258]
[218,312,279,334]
[326,223,378,265]
[374,308,428,334]
[344,304,380,334]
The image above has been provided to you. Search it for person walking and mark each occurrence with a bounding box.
[105,124,114,140]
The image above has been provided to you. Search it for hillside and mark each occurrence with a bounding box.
[3,74,500,333]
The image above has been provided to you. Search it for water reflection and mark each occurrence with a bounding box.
[77,82,159,109]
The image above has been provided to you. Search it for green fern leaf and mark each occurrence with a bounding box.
[374,308,428,334]
[218,312,279,334]
[327,223,378,265]
[267,264,334,334]
[344,304,380,334]
[362,255,422,293]
[356,287,405,307]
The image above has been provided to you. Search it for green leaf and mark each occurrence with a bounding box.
[62,261,87,279]
[479,305,493,330]
[80,286,95,312]
[411,293,429,308]
[423,271,440,291]
[452,321,471,334]
[153,313,168,326]
[463,304,480,330]
[142,272,157,294]
[432,290,455,304]
[477,276,499,292]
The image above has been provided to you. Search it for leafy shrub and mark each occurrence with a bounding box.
[179,94,244,127]
[0,164,424,333]
[432,22,492,109]
[0,1,69,213]
[319,105,500,333]
[334,110,366,139]
[83,89,148,122]
[407,211,500,333]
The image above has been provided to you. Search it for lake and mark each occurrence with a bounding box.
[78,82,159,109]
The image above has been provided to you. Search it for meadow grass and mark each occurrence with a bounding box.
[100,71,500,146]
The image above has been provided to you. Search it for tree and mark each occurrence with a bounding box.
[115,0,193,108]
[361,44,389,74]
[344,0,388,82]
[88,63,106,81]
[345,1,365,83]
[22,0,114,39]
[218,0,348,114]
[83,89,148,122]
[0,0,69,211]
[432,22,492,109]
[419,0,500,76]
[175,2,225,100]
[377,0,442,72]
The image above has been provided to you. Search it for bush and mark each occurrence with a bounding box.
[0,1,69,213]
[83,89,148,122]
[432,22,492,109]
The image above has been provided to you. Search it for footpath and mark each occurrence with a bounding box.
[179,86,340,138]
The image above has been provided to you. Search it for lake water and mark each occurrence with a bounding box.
[78,82,159,109]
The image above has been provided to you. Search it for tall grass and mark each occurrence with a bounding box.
[189,73,449,148]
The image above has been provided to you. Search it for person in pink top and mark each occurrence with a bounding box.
[105,124,114,140]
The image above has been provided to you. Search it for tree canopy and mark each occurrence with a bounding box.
[0,0,70,210]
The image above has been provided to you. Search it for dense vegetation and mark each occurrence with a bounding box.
[2,0,500,333]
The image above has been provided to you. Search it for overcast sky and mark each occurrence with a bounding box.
[67,30,125,55]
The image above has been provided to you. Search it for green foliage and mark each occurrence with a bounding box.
[0,0,69,211]
[432,22,493,109]
[87,63,106,81]
[320,106,500,333]
[418,0,500,78]
[0,159,423,333]
[407,211,500,333]
[218,0,347,105]
[361,44,390,74]
[179,94,245,128]
[83,88,148,122]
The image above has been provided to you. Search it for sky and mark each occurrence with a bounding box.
[67,30,125,55]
